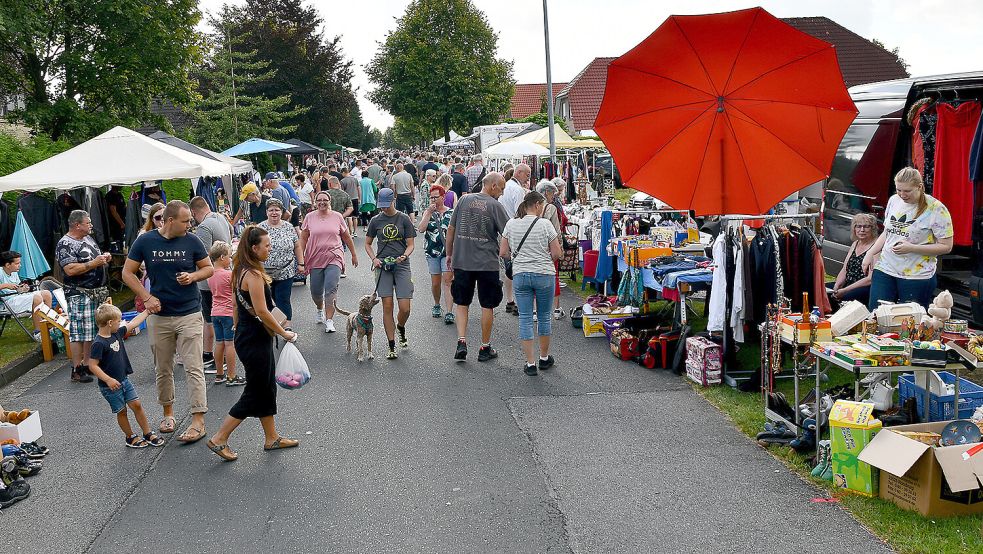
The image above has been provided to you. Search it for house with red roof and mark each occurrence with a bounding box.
[554,16,909,134]
[508,82,568,120]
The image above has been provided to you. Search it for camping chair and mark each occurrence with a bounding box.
[0,294,37,341]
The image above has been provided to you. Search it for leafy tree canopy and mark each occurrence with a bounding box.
[366,0,514,142]
[0,0,202,141]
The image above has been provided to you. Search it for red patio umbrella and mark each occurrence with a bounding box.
[594,7,858,215]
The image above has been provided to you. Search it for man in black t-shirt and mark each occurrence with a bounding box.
[123,200,213,444]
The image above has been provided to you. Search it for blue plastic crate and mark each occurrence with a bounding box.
[120,311,147,332]
[898,372,983,421]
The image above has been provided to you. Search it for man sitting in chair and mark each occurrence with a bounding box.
[0,250,54,341]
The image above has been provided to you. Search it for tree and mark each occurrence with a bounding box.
[871,39,910,74]
[0,0,202,141]
[222,0,362,146]
[187,7,305,152]
[366,0,514,142]
[381,127,401,150]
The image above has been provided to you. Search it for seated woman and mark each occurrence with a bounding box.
[0,250,54,340]
[830,213,878,307]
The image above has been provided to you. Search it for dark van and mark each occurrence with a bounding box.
[803,71,983,323]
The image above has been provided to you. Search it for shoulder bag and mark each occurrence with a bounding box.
[504,216,540,280]
[236,271,288,336]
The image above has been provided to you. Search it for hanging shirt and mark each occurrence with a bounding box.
[876,194,953,280]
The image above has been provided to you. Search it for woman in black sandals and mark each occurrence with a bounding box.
[830,212,878,307]
[207,225,299,461]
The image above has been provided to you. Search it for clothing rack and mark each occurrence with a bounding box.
[716,212,821,388]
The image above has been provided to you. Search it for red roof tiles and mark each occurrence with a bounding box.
[557,17,909,132]
[509,82,568,119]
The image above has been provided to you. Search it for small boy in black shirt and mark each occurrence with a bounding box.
[88,303,162,448]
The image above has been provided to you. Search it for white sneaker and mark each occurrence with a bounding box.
[324,320,336,333]
[340,272,347,278]
[315,311,324,325]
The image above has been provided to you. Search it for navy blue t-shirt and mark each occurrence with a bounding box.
[127,230,209,316]
[91,328,133,388]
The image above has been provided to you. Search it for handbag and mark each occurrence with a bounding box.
[236,272,287,336]
[504,216,541,280]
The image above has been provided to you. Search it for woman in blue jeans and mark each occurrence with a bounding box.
[862,167,954,310]
[259,199,304,329]
[500,192,562,376]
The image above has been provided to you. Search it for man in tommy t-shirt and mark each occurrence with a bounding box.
[122,200,213,444]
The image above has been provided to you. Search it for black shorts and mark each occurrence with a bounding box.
[351,198,360,215]
[200,289,213,323]
[395,194,415,215]
[451,269,503,309]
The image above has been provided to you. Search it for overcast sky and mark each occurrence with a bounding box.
[198,0,983,131]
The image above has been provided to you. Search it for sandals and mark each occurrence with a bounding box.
[206,439,238,461]
[143,432,165,447]
[264,437,299,451]
[177,425,207,444]
[225,375,246,387]
[214,374,227,384]
[125,434,149,449]
[158,416,176,433]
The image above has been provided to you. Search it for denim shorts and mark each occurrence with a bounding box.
[100,378,138,414]
[212,315,234,342]
[426,255,450,275]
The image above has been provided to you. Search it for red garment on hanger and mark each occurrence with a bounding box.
[934,101,982,246]
[911,104,928,173]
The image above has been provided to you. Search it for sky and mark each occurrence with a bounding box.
[197,0,983,131]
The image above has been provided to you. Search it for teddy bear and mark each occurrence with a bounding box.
[920,290,953,340]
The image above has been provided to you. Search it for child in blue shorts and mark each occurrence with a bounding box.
[88,303,162,448]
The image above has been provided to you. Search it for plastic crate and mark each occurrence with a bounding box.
[121,311,147,332]
[898,372,983,421]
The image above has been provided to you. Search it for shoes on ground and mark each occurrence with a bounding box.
[386,349,398,360]
[225,375,246,387]
[431,305,442,318]
[538,355,555,371]
[397,326,408,348]
[505,302,516,314]
[444,312,455,325]
[477,345,497,362]
[324,320,336,333]
[454,340,467,361]
[71,365,93,383]
[315,311,324,325]
[524,363,538,376]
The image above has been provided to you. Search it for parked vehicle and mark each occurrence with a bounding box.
[802,71,983,323]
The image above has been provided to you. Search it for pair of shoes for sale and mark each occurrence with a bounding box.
[811,440,833,481]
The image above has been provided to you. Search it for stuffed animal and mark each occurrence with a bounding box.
[920,290,954,341]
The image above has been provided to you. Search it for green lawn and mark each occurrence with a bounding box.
[564,274,983,552]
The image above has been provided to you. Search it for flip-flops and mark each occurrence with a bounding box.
[263,437,299,451]
[206,440,238,461]
[177,426,206,444]
[158,416,176,433]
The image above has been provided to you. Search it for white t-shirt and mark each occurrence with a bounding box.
[500,179,527,218]
[295,182,314,205]
[503,215,558,276]
[875,193,953,279]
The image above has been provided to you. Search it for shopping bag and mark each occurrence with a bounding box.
[275,342,311,390]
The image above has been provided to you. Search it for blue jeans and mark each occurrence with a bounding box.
[100,378,138,414]
[868,269,936,311]
[211,316,234,342]
[270,278,294,321]
[513,272,554,341]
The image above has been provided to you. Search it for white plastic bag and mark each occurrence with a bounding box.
[275,342,311,390]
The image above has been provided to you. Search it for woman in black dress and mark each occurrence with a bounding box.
[207,225,300,461]
[830,212,878,307]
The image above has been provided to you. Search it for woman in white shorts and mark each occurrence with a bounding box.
[0,250,54,339]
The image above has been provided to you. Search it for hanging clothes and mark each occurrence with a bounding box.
[17,194,59,257]
[933,101,981,246]
[0,196,11,251]
[919,105,939,193]
[971,109,983,182]
[124,191,142,246]
[196,177,218,211]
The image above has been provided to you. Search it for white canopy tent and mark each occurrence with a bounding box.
[485,140,550,158]
[0,126,247,192]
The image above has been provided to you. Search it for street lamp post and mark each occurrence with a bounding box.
[543,0,557,163]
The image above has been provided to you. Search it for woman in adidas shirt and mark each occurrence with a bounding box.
[862,167,953,310]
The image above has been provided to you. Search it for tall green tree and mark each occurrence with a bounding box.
[220,0,362,146]
[366,0,514,142]
[0,0,202,141]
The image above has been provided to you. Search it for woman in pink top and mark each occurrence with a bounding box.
[205,242,242,385]
[299,191,358,333]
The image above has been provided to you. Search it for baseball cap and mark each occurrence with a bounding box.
[264,171,278,181]
[377,188,395,208]
[239,182,259,200]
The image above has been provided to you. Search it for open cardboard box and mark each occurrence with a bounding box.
[858,421,983,517]
[0,410,43,444]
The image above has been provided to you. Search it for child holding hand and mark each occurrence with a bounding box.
[206,242,242,385]
[88,303,162,448]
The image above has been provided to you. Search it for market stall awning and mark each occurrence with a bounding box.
[486,140,550,158]
[0,126,229,192]
[149,131,253,174]
[321,142,344,151]
[280,138,325,155]
[499,126,606,150]
[220,138,295,157]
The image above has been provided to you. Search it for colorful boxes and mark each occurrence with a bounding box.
[829,400,882,496]
[779,314,832,344]
[685,336,722,386]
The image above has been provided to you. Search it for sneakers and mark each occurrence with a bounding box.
[324,320,336,333]
[538,355,555,371]
[444,312,455,325]
[397,325,408,348]
[0,479,30,508]
[431,305,442,318]
[505,301,517,314]
[386,349,398,360]
[553,308,565,320]
[340,271,347,279]
[315,311,324,325]
[454,339,468,361]
[71,365,93,383]
[226,375,246,387]
[524,363,538,376]
[477,345,498,362]
[203,355,216,374]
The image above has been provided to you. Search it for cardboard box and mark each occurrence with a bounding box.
[0,410,42,443]
[858,421,983,517]
[582,312,630,338]
[779,314,832,344]
[829,400,882,496]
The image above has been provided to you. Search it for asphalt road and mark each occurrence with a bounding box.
[0,234,892,553]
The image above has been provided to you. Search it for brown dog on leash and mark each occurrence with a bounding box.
[334,293,380,361]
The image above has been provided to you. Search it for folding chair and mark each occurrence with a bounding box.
[0,295,37,340]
